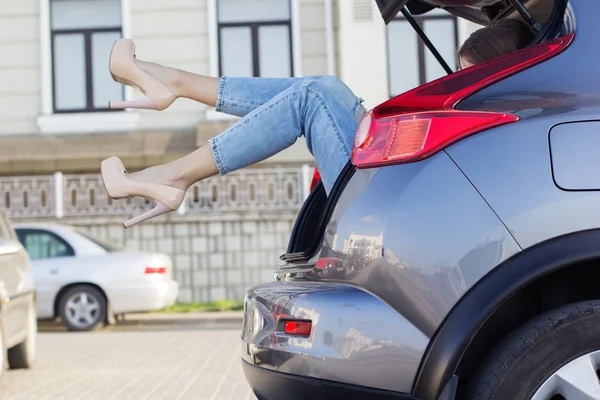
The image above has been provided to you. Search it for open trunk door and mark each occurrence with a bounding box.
[375,0,528,25]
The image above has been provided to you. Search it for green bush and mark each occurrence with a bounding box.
[156,299,244,313]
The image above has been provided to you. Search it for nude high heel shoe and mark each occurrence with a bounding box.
[101,157,186,229]
[108,39,176,111]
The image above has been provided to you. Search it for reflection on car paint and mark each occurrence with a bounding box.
[288,154,520,337]
[241,281,428,393]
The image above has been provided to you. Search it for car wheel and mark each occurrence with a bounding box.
[466,300,600,400]
[58,285,107,332]
[7,299,36,369]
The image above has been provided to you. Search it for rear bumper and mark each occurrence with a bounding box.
[108,279,179,313]
[241,281,429,394]
[243,360,419,400]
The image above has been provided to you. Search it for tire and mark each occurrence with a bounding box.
[7,298,36,369]
[58,285,107,332]
[465,300,600,400]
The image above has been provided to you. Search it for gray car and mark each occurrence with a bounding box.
[0,208,37,379]
[240,1,599,399]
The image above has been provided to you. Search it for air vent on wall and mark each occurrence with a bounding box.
[353,0,373,22]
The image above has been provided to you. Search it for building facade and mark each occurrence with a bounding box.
[342,232,383,260]
[0,0,479,175]
[0,0,479,302]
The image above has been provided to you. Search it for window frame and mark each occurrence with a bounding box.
[387,12,459,98]
[205,0,302,121]
[48,0,124,114]
[16,228,76,260]
[216,1,294,78]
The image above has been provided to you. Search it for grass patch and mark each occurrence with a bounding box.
[155,299,244,313]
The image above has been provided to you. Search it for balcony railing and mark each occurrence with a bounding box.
[0,166,313,219]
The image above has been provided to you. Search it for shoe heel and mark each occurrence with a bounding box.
[109,96,156,110]
[123,202,172,229]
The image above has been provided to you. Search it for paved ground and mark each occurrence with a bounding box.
[0,315,257,399]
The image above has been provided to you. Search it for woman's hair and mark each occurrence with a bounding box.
[457,19,536,66]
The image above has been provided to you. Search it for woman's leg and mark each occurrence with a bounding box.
[213,77,314,117]
[135,59,317,117]
[129,76,364,193]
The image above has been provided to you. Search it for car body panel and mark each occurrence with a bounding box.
[0,238,35,347]
[412,229,600,400]
[14,224,178,317]
[446,3,600,250]
[0,210,36,349]
[244,152,521,394]
[306,152,521,336]
[27,252,178,316]
[242,281,429,393]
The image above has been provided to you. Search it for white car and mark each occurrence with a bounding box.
[13,223,178,331]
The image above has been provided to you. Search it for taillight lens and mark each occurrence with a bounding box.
[353,111,518,168]
[354,110,373,149]
[145,266,167,274]
[352,34,574,169]
[309,168,321,192]
[284,320,312,336]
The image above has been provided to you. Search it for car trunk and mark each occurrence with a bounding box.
[378,0,522,24]
[281,0,566,266]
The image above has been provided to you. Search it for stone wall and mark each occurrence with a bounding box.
[17,211,298,303]
[3,167,308,303]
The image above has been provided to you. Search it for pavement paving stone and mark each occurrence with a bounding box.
[1,327,257,400]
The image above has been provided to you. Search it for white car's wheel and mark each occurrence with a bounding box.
[7,298,36,369]
[466,301,600,400]
[58,285,107,332]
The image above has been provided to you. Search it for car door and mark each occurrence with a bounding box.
[0,212,30,342]
[15,229,75,319]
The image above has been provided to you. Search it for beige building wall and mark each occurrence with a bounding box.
[129,0,211,131]
[0,0,483,175]
[299,0,328,76]
[337,0,389,109]
[0,0,40,136]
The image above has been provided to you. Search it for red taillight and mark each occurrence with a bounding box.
[309,168,321,191]
[284,320,312,336]
[352,111,518,168]
[145,266,167,274]
[352,34,574,168]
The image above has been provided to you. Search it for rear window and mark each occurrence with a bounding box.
[76,230,122,252]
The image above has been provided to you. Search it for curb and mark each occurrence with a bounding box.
[123,311,244,324]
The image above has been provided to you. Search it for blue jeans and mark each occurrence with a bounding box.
[208,76,365,193]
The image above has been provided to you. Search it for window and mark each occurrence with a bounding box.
[217,0,293,77]
[387,10,459,98]
[16,230,75,260]
[50,0,123,113]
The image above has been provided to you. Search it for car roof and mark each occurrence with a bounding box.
[13,222,75,235]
